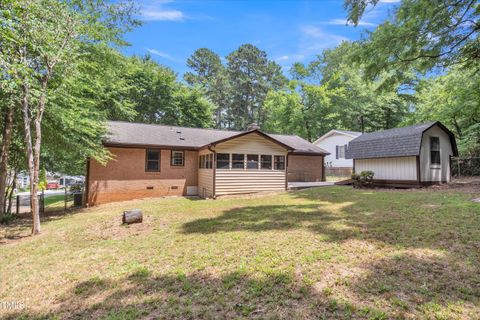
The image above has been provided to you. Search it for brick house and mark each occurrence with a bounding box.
[86,121,329,205]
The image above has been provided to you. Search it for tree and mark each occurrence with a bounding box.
[345,0,480,79]
[226,44,287,130]
[184,48,230,128]
[0,0,138,234]
[412,66,480,155]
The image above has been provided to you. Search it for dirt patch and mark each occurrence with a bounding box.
[84,214,163,241]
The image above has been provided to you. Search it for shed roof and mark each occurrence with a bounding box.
[346,121,458,159]
[104,121,329,155]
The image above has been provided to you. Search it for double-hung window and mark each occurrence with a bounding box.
[430,137,440,165]
[171,150,184,166]
[146,149,160,172]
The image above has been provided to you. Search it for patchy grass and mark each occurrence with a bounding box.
[1,187,479,319]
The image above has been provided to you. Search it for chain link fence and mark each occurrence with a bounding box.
[14,188,84,215]
[451,157,480,177]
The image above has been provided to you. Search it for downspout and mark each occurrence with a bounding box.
[208,144,216,199]
[285,152,289,190]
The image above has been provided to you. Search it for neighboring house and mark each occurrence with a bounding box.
[314,129,362,176]
[346,121,458,186]
[86,121,329,205]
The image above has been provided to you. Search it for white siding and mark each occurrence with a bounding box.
[419,124,453,182]
[355,156,417,180]
[215,170,286,195]
[315,132,355,168]
[213,132,287,196]
[198,149,214,198]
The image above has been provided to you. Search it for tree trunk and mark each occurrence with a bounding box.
[21,82,41,234]
[0,106,14,221]
[6,169,17,215]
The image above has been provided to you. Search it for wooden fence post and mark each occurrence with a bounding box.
[64,188,67,212]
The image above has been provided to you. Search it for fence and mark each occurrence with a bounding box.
[15,188,84,215]
[451,157,480,177]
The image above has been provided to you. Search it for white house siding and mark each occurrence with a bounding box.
[355,156,417,181]
[419,124,453,182]
[198,149,214,198]
[315,133,354,168]
[213,132,287,196]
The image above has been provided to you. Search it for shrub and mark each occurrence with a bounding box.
[351,170,374,188]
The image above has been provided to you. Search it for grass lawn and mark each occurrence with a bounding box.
[1,186,479,319]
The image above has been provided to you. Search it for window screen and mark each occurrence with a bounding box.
[216,153,230,169]
[274,155,285,170]
[260,155,272,169]
[246,154,259,169]
[232,154,245,169]
[146,149,160,172]
[171,151,184,166]
[430,137,440,165]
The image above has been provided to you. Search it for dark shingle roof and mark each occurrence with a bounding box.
[105,121,329,155]
[346,121,457,159]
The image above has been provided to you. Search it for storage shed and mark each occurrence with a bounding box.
[346,121,458,186]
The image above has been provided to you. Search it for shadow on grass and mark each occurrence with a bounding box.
[0,208,85,244]
[6,251,479,319]
[183,188,480,252]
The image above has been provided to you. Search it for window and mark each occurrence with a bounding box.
[336,145,346,159]
[232,154,245,169]
[171,150,184,166]
[430,137,440,165]
[246,154,259,169]
[199,154,213,169]
[274,155,285,170]
[260,155,272,169]
[217,153,230,169]
[146,149,160,172]
[206,154,213,169]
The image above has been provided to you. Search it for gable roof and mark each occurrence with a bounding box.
[104,121,329,155]
[314,129,362,144]
[346,121,458,159]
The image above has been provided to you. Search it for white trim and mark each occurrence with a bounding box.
[313,129,361,145]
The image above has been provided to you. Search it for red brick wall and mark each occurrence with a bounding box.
[287,155,325,182]
[87,147,198,205]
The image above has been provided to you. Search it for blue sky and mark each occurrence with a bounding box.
[123,0,400,77]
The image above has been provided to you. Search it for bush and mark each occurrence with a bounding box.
[351,170,374,188]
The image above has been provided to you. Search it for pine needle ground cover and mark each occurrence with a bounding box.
[1,187,479,319]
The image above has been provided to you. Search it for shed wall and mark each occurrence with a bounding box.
[355,156,417,181]
[419,124,453,182]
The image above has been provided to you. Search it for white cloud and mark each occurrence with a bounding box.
[275,54,305,62]
[141,0,185,21]
[379,0,400,3]
[326,18,376,27]
[142,9,184,21]
[300,25,349,49]
[146,48,181,62]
